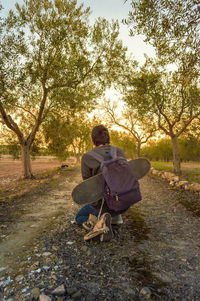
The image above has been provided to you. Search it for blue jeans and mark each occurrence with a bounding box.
[75,205,97,225]
[75,204,128,225]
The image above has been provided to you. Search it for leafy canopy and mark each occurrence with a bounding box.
[124,60,200,138]
[125,0,200,70]
[0,0,128,141]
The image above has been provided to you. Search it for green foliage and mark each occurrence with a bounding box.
[43,113,92,161]
[179,136,200,162]
[124,0,200,174]
[7,143,21,159]
[142,135,200,162]
[151,161,200,183]
[125,62,200,138]
[110,130,136,159]
[123,59,200,174]
[43,117,71,160]
[0,142,51,158]
[126,0,200,71]
[0,145,8,155]
[0,144,20,159]
[0,0,128,177]
[141,138,173,161]
[186,119,200,142]
[151,161,173,172]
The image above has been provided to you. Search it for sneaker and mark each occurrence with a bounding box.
[100,213,114,242]
[82,214,98,231]
[111,214,123,225]
[84,213,113,241]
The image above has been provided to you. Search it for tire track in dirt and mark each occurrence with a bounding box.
[133,175,200,299]
[0,169,81,269]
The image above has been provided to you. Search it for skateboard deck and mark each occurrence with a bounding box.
[72,158,151,205]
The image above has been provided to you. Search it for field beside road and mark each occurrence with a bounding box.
[151,161,200,183]
[0,155,75,185]
[1,156,199,186]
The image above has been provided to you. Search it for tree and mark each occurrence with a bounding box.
[179,136,200,162]
[124,63,200,174]
[110,130,137,158]
[102,99,157,157]
[0,0,127,178]
[186,118,200,142]
[125,0,200,72]
[123,0,200,173]
[141,138,173,162]
[178,122,200,162]
[44,113,92,163]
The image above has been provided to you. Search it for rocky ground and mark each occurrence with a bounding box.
[0,166,200,301]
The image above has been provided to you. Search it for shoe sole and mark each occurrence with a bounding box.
[82,224,93,231]
[84,228,105,241]
[100,213,113,242]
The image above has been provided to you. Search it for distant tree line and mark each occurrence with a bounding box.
[1,129,200,163]
[141,136,200,162]
[0,144,51,159]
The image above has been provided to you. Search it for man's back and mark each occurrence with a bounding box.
[81,145,126,180]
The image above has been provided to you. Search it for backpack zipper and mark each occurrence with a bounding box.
[113,188,136,201]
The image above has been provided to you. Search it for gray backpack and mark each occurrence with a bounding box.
[87,146,142,211]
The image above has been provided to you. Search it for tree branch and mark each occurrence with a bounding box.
[14,104,37,121]
[157,112,170,136]
[41,100,55,122]
[177,110,200,137]
[0,102,24,144]
[141,130,156,144]
[48,56,100,91]
[104,103,141,141]
[27,87,48,146]
[171,86,186,127]
[156,102,173,135]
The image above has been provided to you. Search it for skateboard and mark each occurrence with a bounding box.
[72,158,151,205]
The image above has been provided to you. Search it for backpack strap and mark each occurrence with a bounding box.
[86,149,104,163]
[86,146,117,162]
[110,146,117,159]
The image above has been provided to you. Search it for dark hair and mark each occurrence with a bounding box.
[91,125,110,146]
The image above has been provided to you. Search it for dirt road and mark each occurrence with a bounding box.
[0,167,200,300]
[0,167,81,266]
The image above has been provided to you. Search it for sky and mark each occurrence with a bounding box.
[1,0,155,65]
[77,0,155,64]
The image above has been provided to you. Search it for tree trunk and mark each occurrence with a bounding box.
[76,155,81,164]
[171,135,181,175]
[21,143,34,179]
[136,142,141,158]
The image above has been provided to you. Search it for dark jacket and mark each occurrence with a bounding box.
[81,144,126,180]
[81,144,126,212]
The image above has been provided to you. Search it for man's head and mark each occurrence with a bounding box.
[91,125,110,146]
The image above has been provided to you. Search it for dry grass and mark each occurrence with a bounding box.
[151,161,200,183]
[0,155,75,184]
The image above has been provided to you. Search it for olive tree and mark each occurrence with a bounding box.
[123,0,200,173]
[102,99,157,157]
[44,113,92,163]
[124,63,200,174]
[125,0,200,71]
[0,0,128,178]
